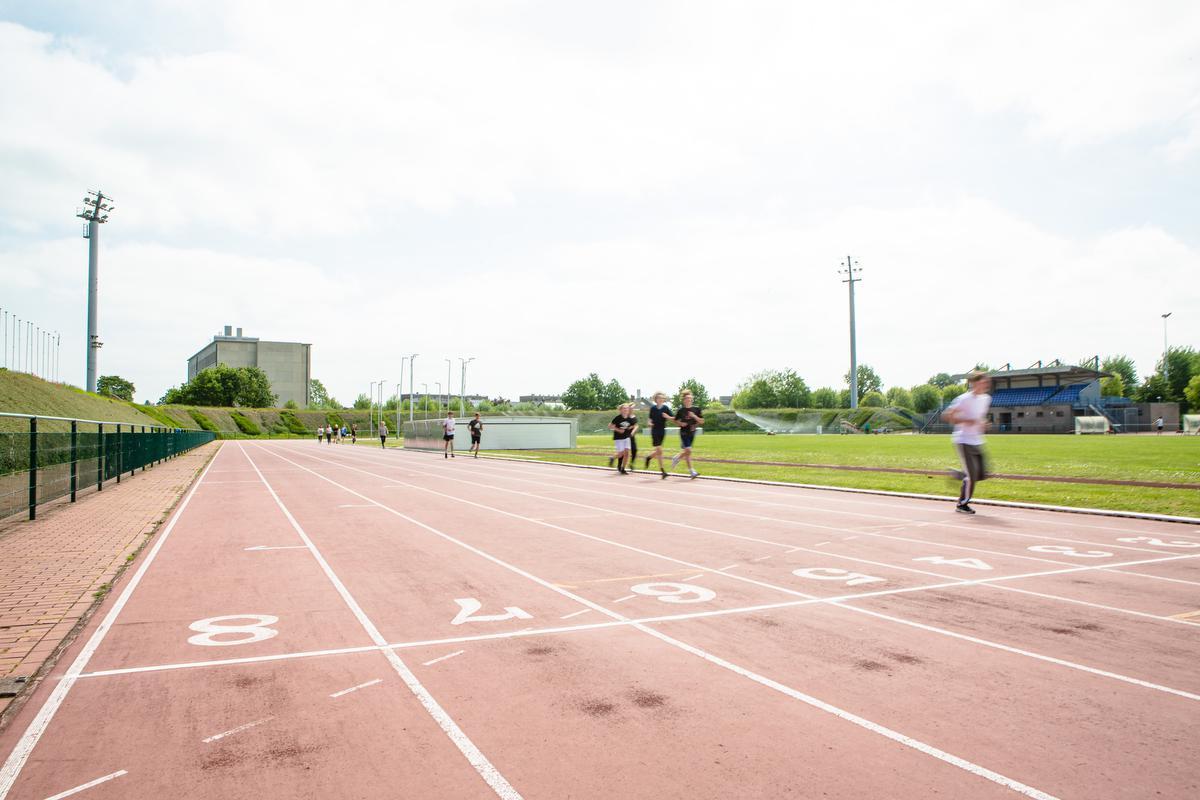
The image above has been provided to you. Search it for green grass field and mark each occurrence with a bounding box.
[482,433,1200,518]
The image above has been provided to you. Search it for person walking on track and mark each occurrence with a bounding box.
[670,390,704,479]
[468,412,483,458]
[942,370,992,514]
[643,392,674,478]
[442,411,457,458]
[350,423,357,444]
[317,424,324,443]
[608,403,637,474]
[379,420,388,448]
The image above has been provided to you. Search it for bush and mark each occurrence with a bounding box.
[230,411,262,436]
[279,410,311,435]
[861,391,886,407]
[941,384,967,402]
[885,387,913,409]
[187,409,218,433]
[910,384,942,413]
[284,399,299,409]
[810,387,838,409]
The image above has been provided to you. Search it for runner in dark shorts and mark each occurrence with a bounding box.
[670,391,704,478]
[644,392,674,478]
[468,412,483,458]
[442,411,456,459]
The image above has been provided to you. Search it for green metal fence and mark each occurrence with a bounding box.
[0,412,216,522]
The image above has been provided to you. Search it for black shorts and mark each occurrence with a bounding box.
[443,434,455,441]
[471,434,481,444]
[680,430,695,449]
[651,429,666,447]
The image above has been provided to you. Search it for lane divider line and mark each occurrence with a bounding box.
[422,651,465,667]
[330,679,383,698]
[202,716,274,743]
[560,610,591,620]
[43,770,128,800]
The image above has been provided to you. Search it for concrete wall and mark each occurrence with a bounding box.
[991,404,1076,433]
[403,416,577,450]
[185,337,311,407]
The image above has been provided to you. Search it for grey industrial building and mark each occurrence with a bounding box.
[187,326,311,407]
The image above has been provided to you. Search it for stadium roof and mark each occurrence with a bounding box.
[953,360,1110,384]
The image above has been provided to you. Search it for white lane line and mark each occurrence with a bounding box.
[285,446,1200,703]
[842,535,859,540]
[330,678,383,697]
[239,445,522,800]
[753,555,773,561]
[202,716,275,743]
[201,480,262,484]
[613,594,637,603]
[560,609,591,619]
[337,503,379,508]
[243,545,308,551]
[717,564,739,571]
[422,651,465,667]
[682,574,704,581]
[43,771,128,800]
[260,444,1058,800]
[788,545,809,551]
[0,443,223,800]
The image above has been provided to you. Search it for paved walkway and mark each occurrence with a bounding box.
[0,442,216,723]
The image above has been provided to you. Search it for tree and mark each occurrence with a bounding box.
[1101,355,1137,389]
[309,379,332,408]
[1185,375,1200,413]
[601,378,629,409]
[97,375,135,401]
[157,364,275,407]
[811,387,838,409]
[769,369,810,408]
[673,378,709,410]
[1161,347,1200,408]
[1100,375,1126,398]
[927,373,954,388]
[563,373,606,410]
[861,391,886,407]
[911,384,942,413]
[844,364,882,401]
[837,388,852,407]
[732,371,776,409]
[885,386,913,409]
[941,383,967,402]
[353,393,372,410]
[234,366,276,407]
[1134,373,1171,404]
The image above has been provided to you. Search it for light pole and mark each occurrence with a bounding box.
[378,380,387,434]
[839,256,862,409]
[400,356,410,427]
[1162,312,1172,385]
[434,382,442,417]
[420,383,428,419]
[459,357,475,415]
[369,382,376,437]
[409,354,419,422]
[444,358,452,416]
[77,190,113,392]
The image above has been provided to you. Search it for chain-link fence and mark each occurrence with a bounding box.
[0,412,215,521]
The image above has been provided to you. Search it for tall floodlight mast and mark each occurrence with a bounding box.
[839,256,862,410]
[459,357,475,416]
[77,190,114,392]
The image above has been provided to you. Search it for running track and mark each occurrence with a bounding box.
[2,441,1198,799]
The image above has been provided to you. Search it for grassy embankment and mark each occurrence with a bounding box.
[484,433,1200,517]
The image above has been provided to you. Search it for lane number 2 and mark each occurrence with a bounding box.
[1028,545,1112,558]
[188,615,279,646]
[913,556,992,570]
[630,583,716,604]
[451,598,533,625]
[792,567,885,586]
[1117,536,1200,549]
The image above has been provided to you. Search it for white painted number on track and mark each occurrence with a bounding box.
[1028,544,1113,558]
[630,582,716,604]
[187,614,280,646]
[1117,536,1200,549]
[913,556,992,570]
[450,598,533,625]
[792,567,886,586]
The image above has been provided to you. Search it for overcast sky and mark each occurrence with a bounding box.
[1,1,1197,405]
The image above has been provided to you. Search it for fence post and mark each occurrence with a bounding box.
[97,423,104,491]
[141,425,146,472]
[28,417,37,521]
[70,420,77,502]
[116,424,122,484]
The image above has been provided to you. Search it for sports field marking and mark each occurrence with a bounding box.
[337,503,379,508]
[329,678,383,698]
[243,544,308,551]
[570,571,695,584]
[265,446,1200,704]
[1170,609,1200,620]
[402,453,1198,591]
[612,594,637,603]
[238,445,522,800]
[201,716,275,743]
[717,564,739,571]
[256,445,1058,799]
[43,770,128,800]
[422,651,465,667]
[201,480,262,484]
[560,609,591,619]
[753,555,773,561]
[0,443,221,800]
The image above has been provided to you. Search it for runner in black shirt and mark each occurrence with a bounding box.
[644,392,674,478]
[670,390,704,478]
[607,404,637,474]
[468,413,483,458]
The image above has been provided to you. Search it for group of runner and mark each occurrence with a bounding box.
[608,390,705,479]
[440,411,484,459]
[316,423,356,444]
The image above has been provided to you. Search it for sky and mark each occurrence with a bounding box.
[1,1,1197,406]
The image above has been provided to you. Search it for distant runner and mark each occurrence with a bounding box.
[670,391,704,479]
[442,411,456,458]
[317,424,324,443]
[379,420,388,449]
[608,403,637,474]
[1156,416,1164,434]
[468,412,483,458]
[350,423,357,444]
[643,392,674,478]
[942,370,992,514]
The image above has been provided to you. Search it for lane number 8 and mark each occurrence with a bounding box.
[188,614,279,647]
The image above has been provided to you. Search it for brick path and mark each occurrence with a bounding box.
[0,442,217,722]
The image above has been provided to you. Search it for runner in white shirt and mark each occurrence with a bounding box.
[442,411,457,459]
[941,370,992,514]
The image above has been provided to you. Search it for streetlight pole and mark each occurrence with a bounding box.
[409,354,419,422]
[77,190,113,392]
[459,357,475,416]
[369,382,376,438]
[839,256,862,410]
[1162,312,1172,385]
[379,380,387,434]
[400,356,409,428]
[444,358,452,416]
[420,383,428,419]
[434,382,442,417]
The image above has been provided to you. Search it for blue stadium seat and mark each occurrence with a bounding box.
[1045,384,1087,405]
[990,387,1057,406]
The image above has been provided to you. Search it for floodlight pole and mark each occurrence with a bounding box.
[420,383,428,419]
[839,256,862,409]
[409,354,419,422]
[378,380,386,433]
[1162,312,1172,384]
[459,357,475,416]
[77,190,113,392]
[434,382,442,416]
[399,356,409,427]
[444,358,452,416]
[369,382,376,437]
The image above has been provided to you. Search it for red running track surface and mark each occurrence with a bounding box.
[2,441,1198,799]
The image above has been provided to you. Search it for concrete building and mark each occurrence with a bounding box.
[187,325,311,407]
